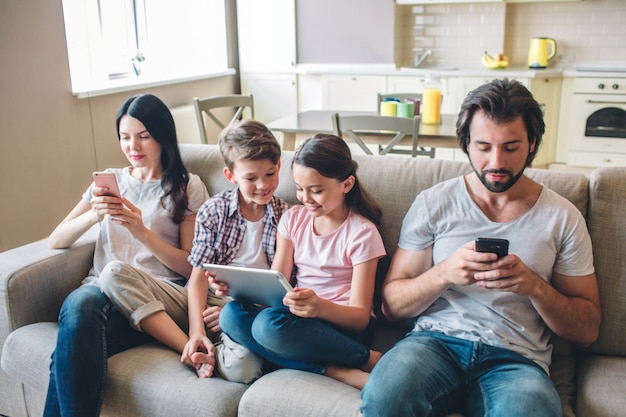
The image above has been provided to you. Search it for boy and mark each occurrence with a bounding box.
[182,120,290,383]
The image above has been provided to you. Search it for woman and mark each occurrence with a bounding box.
[43,94,208,417]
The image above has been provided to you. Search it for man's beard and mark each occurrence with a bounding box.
[470,160,525,193]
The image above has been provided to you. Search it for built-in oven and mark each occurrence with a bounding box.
[568,77,626,166]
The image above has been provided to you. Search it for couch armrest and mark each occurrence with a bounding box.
[0,228,97,339]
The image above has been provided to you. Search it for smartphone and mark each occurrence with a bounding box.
[92,172,122,198]
[475,238,509,258]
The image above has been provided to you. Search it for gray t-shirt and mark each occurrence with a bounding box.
[84,167,209,282]
[398,176,594,372]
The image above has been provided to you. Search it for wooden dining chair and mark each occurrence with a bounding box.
[193,94,254,144]
[332,113,435,158]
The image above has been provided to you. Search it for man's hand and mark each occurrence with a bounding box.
[473,253,544,296]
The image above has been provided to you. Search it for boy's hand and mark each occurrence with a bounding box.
[203,305,222,333]
[181,335,216,378]
[207,271,230,297]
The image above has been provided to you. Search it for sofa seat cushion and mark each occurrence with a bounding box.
[3,322,248,417]
[2,322,57,392]
[576,354,626,417]
[101,343,247,417]
[238,369,362,417]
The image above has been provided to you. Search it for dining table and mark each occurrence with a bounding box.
[266,110,459,152]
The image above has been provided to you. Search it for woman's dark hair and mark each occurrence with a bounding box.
[292,134,382,227]
[456,78,545,167]
[116,94,189,223]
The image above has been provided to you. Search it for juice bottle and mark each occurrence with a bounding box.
[422,75,441,124]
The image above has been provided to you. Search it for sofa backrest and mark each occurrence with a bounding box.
[180,144,589,259]
[586,167,626,356]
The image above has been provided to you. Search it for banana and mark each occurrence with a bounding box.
[482,51,509,69]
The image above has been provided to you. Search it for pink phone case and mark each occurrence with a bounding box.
[92,172,122,198]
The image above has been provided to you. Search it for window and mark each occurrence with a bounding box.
[62,0,230,98]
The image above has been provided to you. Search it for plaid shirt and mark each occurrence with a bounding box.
[188,188,290,269]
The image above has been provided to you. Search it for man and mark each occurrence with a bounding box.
[360,79,601,417]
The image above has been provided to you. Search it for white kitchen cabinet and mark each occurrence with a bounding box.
[240,73,297,124]
[568,152,626,168]
[237,0,298,125]
[321,75,387,112]
[396,0,500,4]
[452,76,561,167]
[452,76,519,111]
[528,77,561,167]
[506,0,580,3]
[396,0,577,3]
[236,0,296,73]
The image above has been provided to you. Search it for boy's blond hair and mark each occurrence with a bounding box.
[218,120,281,171]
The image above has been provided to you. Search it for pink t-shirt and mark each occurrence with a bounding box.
[277,205,386,306]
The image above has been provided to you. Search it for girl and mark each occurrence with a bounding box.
[44,94,208,417]
[217,134,386,389]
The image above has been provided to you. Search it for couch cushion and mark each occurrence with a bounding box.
[2,322,57,393]
[525,168,589,217]
[2,322,248,417]
[576,353,626,417]
[350,154,472,257]
[238,369,362,417]
[586,167,626,356]
[102,344,247,417]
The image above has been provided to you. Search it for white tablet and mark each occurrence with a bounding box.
[202,264,294,307]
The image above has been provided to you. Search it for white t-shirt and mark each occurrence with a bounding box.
[231,219,270,270]
[398,176,595,372]
[84,167,209,282]
[278,205,386,306]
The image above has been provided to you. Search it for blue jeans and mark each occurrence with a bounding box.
[43,283,153,417]
[361,331,561,417]
[220,301,371,374]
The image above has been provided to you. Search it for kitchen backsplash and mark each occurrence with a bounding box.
[395,0,626,69]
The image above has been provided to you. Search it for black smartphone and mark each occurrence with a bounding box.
[475,238,509,258]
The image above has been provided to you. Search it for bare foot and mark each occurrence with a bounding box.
[324,350,384,390]
[324,365,370,389]
[191,351,215,378]
[362,350,383,372]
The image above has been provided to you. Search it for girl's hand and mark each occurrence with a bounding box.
[283,287,320,318]
[208,272,230,297]
[202,305,222,333]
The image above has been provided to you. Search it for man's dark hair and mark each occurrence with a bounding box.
[456,78,545,167]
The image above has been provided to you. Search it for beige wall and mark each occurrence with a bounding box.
[0,0,237,252]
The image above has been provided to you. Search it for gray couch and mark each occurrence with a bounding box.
[2,144,625,417]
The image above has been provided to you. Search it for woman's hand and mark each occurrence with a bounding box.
[283,287,321,318]
[107,198,149,239]
[90,186,125,223]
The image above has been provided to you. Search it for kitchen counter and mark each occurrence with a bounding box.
[562,66,626,78]
[294,63,626,79]
[294,63,563,79]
